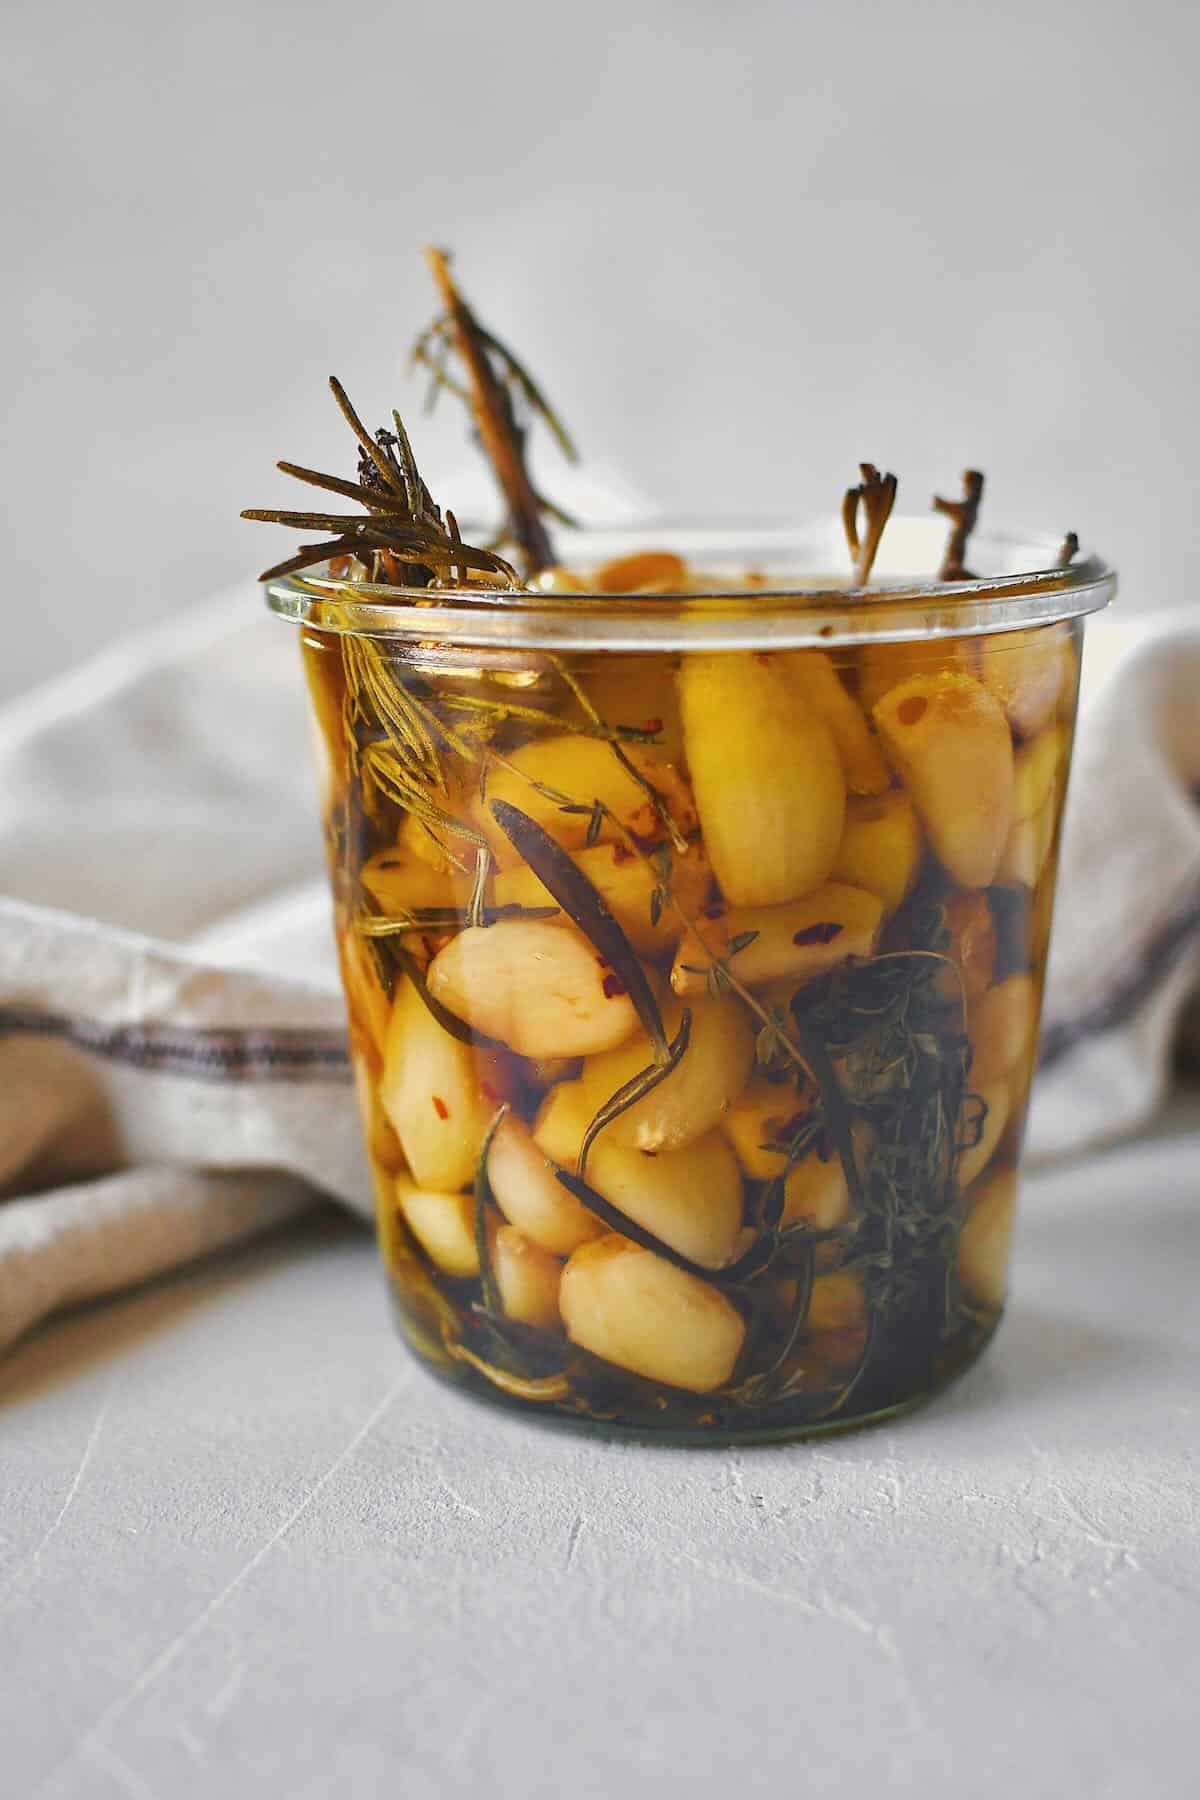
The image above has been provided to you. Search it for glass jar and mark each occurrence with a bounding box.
[266,518,1114,1442]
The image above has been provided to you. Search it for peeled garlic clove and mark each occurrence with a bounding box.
[575,656,685,764]
[998,805,1054,888]
[670,882,882,996]
[426,921,640,1059]
[831,791,924,916]
[957,1082,1011,1189]
[581,1130,745,1269]
[492,1224,563,1328]
[807,1269,867,1333]
[472,735,696,860]
[957,1169,1018,1309]
[781,1151,851,1231]
[1013,725,1066,822]
[378,978,499,1191]
[560,1237,746,1392]
[337,928,392,1067]
[679,653,845,906]
[873,672,1015,888]
[395,1176,480,1279]
[980,626,1066,738]
[592,550,687,592]
[857,638,976,714]
[489,1110,602,1256]
[785,650,891,795]
[721,1078,814,1181]
[575,994,756,1152]
[970,974,1038,1086]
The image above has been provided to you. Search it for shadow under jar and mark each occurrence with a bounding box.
[267,519,1115,1443]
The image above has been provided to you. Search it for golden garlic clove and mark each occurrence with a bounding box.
[581,1131,745,1270]
[873,672,1015,888]
[472,735,696,862]
[560,1237,746,1392]
[494,837,711,956]
[785,650,891,795]
[831,791,924,916]
[426,921,641,1059]
[491,1224,563,1328]
[489,1110,602,1256]
[781,1151,851,1232]
[980,626,1066,738]
[378,977,500,1191]
[678,653,846,906]
[721,1077,814,1181]
[670,882,883,997]
[395,1176,481,1279]
[573,995,756,1152]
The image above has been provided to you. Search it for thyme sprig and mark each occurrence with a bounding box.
[416,247,577,576]
[242,375,519,587]
[1058,531,1079,568]
[933,469,985,581]
[842,462,898,587]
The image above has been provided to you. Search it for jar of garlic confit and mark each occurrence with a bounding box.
[267,519,1114,1442]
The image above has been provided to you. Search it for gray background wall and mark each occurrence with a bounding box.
[3,0,1197,700]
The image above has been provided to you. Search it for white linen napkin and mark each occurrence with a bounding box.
[1,591,1197,1355]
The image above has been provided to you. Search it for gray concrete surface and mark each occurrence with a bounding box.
[3,1096,1198,1799]
[4,0,1199,697]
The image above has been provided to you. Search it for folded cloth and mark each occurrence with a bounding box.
[1,593,1197,1355]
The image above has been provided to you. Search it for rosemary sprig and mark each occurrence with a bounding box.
[553,1167,769,1294]
[576,1010,692,1178]
[842,462,898,587]
[933,469,985,581]
[489,798,670,1060]
[241,374,519,586]
[417,247,576,576]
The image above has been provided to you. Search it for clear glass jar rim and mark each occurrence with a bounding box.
[263,517,1115,651]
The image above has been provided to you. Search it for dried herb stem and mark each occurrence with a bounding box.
[420,247,567,575]
[933,469,985,581]
[842,462,898,586]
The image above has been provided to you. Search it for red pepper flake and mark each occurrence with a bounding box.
[793,921,843,946]
[602,971,628,999]
[431,1095,449,1120]
[641,717,663,735]
[480,1079,499,1105]
[611,843,634,865]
